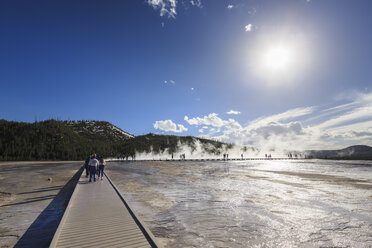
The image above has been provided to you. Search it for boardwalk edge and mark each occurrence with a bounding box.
[105,172,162,248]
[49,166,84,248]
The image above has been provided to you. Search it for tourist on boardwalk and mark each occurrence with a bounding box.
[97,157,106,180]
[84,156,90,177]
[88,154,99,182]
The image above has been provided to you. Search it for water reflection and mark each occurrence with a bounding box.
[106,160,372,248]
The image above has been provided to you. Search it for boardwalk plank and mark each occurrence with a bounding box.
[50,172,158,248]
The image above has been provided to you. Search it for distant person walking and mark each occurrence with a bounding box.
[97,157,106,180]
[84,156,90,177]
[88,154,99,182]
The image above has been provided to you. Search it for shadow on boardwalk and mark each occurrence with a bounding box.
[14,167,83,248]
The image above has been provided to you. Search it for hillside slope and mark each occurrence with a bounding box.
[2,119,371,161]
[120,133,231,158]
[66,120,133,142]
[0,119,132,160]
[305,145,372,160]
[0,119,229,161]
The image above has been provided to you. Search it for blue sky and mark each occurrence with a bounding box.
[1,0,372,149]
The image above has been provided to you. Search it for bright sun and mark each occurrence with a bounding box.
[263,45,294,72]
[248,31,310,84]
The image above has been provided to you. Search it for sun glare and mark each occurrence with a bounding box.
[263,46,293,71]
[247,30,311,85]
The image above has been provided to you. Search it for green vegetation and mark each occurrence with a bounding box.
[122,133,230,158]
[2,119,369,161]
[0,119,228,161]
[0,119,121,160]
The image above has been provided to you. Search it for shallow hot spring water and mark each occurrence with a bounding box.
[106,160,372,248]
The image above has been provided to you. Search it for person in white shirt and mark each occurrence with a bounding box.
[98,157,106,180]
[88,154,99,182]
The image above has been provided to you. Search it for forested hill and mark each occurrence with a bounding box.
[3,119,369,161]
[0,119,133,161]
[0,119,228,161]
[121,133,231,158]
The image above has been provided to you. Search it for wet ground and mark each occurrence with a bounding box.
[106,160,372,248]
[0,162,81,248]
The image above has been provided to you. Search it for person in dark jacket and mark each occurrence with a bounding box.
[84,156,91,177]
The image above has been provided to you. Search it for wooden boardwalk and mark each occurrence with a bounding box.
[110,158,301,162]
[50,170,159,248]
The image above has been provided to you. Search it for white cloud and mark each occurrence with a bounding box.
[247,107,314,130]
[147,0,202,18]
[315,106,372,130]
[147,0,177,18]
[183,93,372,150]
[154,120,188,133]
[248,7,257,15]
[190,0,202,7]
[185,113,228,127]
[249,121,305,139]
[191,87,194,91]
[227,4,234,9]
[227,110,241,115]
[245,24,252,32]
[164,79,175,84]
[186,112,310,150]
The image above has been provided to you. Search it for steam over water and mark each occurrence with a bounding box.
[106,160,372,248]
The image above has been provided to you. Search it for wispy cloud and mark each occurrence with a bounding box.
[247,107,314,130]
[147,0,202,18]
[164,80,175,84]
[248,7,257,15]
[147,0,177,18]
[315,106,372,130]
[184,93,372,150]
[245,24,252,32]
[227,110,241,115]
[227,4,234,9]
[190,0,202,8]
[154,120,187,133]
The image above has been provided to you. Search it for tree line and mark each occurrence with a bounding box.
[0,119,228,161]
